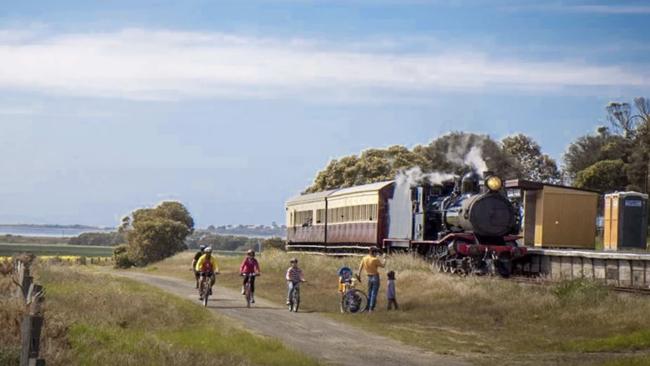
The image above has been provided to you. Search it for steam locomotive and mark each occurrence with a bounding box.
[285,171,527,277]
[406,171,526,277]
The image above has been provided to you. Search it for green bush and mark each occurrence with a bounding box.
[120,202,193,267]
[113,244,133,268]
[262,237,285,251]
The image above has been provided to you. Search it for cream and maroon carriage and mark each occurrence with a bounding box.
[285,182,393,254]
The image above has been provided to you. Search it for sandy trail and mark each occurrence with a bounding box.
[111,271,470,366]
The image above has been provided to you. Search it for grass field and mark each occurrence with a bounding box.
[142,250,650,366]
[0,265,320,366]
[0,243,113,257]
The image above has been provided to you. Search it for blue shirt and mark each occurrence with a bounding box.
[387,279,396,299]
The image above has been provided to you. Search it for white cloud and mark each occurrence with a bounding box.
[0,28,647,101]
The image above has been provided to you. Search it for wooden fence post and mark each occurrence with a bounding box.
[20,315,44,366]
[14,259,46,366]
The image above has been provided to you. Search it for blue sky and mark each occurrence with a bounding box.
[0,0,648,227]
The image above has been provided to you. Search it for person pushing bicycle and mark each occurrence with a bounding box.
[195,247,219,300]
[357,246,386,312]
[240,249,260,303]
[286,258,305,305]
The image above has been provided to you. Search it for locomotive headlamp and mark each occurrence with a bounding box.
[486,176,503,192]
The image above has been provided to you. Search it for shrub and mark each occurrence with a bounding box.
[262,237,286,251]
[113,245,133,269]
[120,202,194,267]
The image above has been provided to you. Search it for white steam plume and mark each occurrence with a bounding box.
[395,166,457,187]
[388,167,456,239]
[444,135,489,176]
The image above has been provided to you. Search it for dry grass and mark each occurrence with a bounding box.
[145,250,650,365]
[0,263,319,366]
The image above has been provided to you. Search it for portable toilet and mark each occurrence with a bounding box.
[604,192,649,250]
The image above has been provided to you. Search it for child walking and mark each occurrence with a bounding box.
[387,270,398,311]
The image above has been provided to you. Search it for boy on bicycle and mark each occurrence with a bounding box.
[286,258,305,305]
[338,266,354,313]
[240,249,260,303]
[195,247,219,299]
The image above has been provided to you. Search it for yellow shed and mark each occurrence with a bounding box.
[506,180,599,249]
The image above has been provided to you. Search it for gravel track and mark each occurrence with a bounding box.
[112,271,470,366]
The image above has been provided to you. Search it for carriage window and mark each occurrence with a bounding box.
[326,204,379,223]
[295,210,313,226]
[316,209,326,223]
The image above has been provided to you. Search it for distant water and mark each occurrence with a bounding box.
[0,225,115,238]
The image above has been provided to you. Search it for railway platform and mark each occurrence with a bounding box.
[525,248,650,288]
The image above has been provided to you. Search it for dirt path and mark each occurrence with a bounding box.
[111,271,470,366]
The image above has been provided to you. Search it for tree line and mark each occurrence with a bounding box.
[306,97,650,194]
[188,234,284,251]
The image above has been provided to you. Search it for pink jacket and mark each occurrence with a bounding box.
[240,257,260,274]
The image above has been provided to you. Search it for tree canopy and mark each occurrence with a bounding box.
[563,97,650,193]
[305,132,558,193]
[501,134,561,183]
[115,201,194,267]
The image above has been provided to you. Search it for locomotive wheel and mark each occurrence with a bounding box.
[433,260,444,273]
[496,259,512,278]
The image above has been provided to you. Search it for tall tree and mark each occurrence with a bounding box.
[574,159,628,192]
[563,127,629,181]
[118,201,194,266]
[501,134,561,183]
[606,102,636,138]
[625,97,650,191]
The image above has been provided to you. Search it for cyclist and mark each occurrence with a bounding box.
[195,247,219,300]
[191,245,207,289]
[285,258,305,305]
[338,266,354,313]
[240,249,260,303]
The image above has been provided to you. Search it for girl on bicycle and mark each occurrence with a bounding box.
[240,249,261,303]
[286,258,305,305]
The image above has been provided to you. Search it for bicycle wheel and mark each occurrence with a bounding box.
[200,278,209,307]
[291,288,300,312]
[245,285,251,308]
[341,289,368,314]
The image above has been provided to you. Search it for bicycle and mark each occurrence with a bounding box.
[340,278,368,314]
[198,271,217,307]
[242,273,258,308]
[287,281,305,312]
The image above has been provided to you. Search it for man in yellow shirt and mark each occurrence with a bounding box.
[357,247,386,312]
[195,247,220,299]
